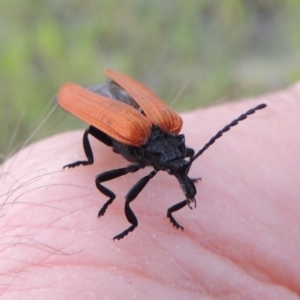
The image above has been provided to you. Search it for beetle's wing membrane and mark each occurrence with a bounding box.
[58,83,152,146]
[105,69,183,135]
[86,81,141,111]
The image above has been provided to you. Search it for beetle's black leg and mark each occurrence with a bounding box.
[113,170,157,240]
[167,200,189,231]
[63,126,112,169]
[185,147,195,160]
[191,177,201,183]
[184,148,201,183]
[96,164,141,217]
[88,125,113,147]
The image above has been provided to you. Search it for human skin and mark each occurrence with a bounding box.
[0,83,300,299]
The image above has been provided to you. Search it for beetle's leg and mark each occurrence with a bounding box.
[88,125,113,147]
[185,148,201,183]
[184,148,201,183]
[191,177,201,183]
[113,169,157,240]
[185,147,195,160]
[167,200,190,231]
[63,126,112,169]
[96,164,141,217]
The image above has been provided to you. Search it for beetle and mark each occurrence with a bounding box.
[57,69,266,240]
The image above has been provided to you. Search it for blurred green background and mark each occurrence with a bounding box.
[1,0,300,161]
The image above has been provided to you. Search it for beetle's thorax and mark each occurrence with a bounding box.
[140,126,187,170]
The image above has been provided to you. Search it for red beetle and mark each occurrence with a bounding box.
[58,69,266,240]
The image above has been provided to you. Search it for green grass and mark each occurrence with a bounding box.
[1,0,299,160]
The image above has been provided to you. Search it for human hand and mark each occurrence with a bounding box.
[1,83,299,299]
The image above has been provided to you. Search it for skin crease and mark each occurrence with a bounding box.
[0,83,300,299]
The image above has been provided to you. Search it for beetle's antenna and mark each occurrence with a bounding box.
[191,103,267,163]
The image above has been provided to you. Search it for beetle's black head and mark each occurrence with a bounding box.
[142,126,197,202]
[167,158,197,205]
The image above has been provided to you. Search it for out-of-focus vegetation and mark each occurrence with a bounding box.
[1,0,299,160]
